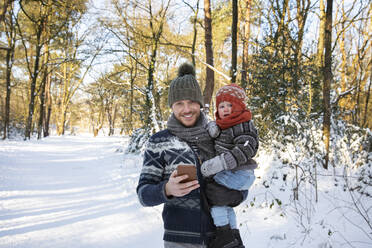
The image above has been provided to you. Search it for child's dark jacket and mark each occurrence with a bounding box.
[216,120,259,171]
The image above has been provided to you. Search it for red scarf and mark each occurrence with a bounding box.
[216,102,252,130]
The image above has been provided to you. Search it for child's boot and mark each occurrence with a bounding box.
[232,229,245,248]
[209,224,239,248]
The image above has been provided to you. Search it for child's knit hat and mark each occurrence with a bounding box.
[216,83,247,110]
[215,84,251,129]
[168,63,204,108]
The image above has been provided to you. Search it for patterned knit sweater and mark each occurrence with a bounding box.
[136,129,215,244]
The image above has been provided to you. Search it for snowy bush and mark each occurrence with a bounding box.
[125,127,151,154]
[246,115,372,247]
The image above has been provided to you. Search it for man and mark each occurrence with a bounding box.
[137,63,244,248]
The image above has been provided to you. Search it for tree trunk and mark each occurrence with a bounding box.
[3,47,14,139]
[146,41,160,132]
[363,73,371,127]
[295,0,310,113]
[322,0,333,169]
[317,0,326,67]
[361,8,371,127]
[128,62,136,134]
[274,0,289,43]
[107,104,113,136]
[191,0,200,67]
[37,7,51,139]
[338,0,347,111]
[110,103,118,136]
[43,73,51,137]
[25,41,43,140]
[37,42,50,139]
[241,0,252,89]
[0,0,13,23]
[203,0,215,112]
[2,2,15,140]
[37,72,46,139]
[231,0,238,84]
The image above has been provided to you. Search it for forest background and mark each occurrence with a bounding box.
[0,0,370,142]
[0,0,371,246]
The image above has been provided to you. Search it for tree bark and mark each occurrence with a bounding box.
[0,0,13,23]
[2,1,16,140]
[3,47,14,139]
[241,0,252,89]
[231,0,238,84]
[322,0,333,169]
[317,0,326,67]
[43,73,52,137]
[37,24,50,139]
[191,0,200,67]
[203,0,215,112]
[2,7,15,139]
[25,40,43,139]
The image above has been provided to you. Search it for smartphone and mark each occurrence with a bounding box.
[176,164,197,183]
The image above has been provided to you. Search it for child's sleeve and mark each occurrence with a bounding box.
[221,121,259,168]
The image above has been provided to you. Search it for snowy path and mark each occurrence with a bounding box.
[1,135,370,248]
[0,135,163,248]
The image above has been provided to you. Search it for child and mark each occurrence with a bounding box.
[201,84,259,248]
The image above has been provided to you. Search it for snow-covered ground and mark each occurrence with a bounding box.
[0,135,370,248]
[0,135,163,248]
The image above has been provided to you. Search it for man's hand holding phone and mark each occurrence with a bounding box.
[165,165,199,197]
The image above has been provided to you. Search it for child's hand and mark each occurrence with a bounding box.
[201,154,227,177]
[206,121,220,138]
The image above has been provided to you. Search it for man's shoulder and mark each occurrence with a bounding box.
[146,129,190,152]
[148,129,174,143]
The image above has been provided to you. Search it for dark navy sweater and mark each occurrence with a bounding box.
[136,129,215,244]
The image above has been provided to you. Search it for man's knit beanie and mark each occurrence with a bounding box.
[168,63,204,107]
[216,83,247,110]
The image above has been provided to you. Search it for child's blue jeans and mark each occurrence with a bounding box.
[210,169,255,229]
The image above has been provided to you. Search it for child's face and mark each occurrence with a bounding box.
[217,101,232,119]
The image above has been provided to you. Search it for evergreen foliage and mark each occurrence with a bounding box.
[247,37,323,138]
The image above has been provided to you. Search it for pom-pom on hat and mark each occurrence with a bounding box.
[168,63,204,108]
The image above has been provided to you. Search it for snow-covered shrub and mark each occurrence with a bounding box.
[1,123,26,139]
[248,114,371,246]
[125,127,151,154]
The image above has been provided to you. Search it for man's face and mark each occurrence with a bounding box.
[172,100,201,127]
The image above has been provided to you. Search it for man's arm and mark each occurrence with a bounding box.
[136,140,170,207]
[137,141,200,206]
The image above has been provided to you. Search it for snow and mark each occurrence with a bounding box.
[0,135,163,248]
[0,135,371,248]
